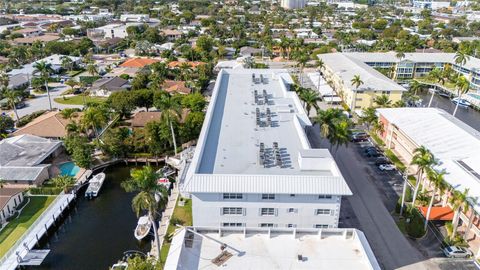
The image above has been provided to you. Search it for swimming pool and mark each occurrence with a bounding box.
[59,162,80,177]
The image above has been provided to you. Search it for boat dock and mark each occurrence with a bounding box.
[0,193,76,270]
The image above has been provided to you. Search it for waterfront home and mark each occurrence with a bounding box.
[8,54,81,77]
[89,77,130,97]
[0,135,63,186]
[0,188,25,226]
[13,111,82,139]
[183,69,352,229]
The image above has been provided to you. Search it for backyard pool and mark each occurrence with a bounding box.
[59,162,80,177]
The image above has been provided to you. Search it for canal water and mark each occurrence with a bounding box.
[27,165,152,270]
[418,89,480,132]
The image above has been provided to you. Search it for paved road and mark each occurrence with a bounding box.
[306,125,436,270]
[1,83,83,119]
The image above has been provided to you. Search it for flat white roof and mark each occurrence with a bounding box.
[318,53,407,92]
[183,69,351,195]
[378,108,480,213]
[165,227,380,270]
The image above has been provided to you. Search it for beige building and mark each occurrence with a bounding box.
[318,53,407,111]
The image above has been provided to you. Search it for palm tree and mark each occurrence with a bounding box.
[178,63,192,81]
[450,189,470,238]
[424,169,447,230]
[314,108,352,150]
[4,90,20,122]
[51,175,75,193]
[65,79,78,93]
[294,50,309,85]
[60,108,78,120]
[410,146,436,206]
[154,92,182,155]
[122,166,168,259]
[61,56,74,72]
[454,50,470,67]
[350,75,364,108]
[299,89,320,116]
[359,107,378,131]
[81,106,108,139]
[452,75,470,117]
[86,64,98,77]
[33,61,54,111]
[396,50,405,61]
[409,80,422,96]
[373,94,392,108]
[428,68,444,85]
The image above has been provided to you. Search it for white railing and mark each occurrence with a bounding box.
[0,193,72,268]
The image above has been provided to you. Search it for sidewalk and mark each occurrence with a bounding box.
[150,186,179,258]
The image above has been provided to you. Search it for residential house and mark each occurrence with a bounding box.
[0,188,25,225]
[12,34,60,46]
[162,80,192,95]
[12,111,82,139]
[13,27,43,37]
[119,58,160,68]
[161,29,183,41]
[0,135,63,186]
[90,77,130,97]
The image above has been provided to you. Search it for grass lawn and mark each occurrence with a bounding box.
[54,95,106,105]
[159,198,192,266]
[0,196,56,257]
[415,78,456,92]
[385,149,406,173]
[395,216,407,234]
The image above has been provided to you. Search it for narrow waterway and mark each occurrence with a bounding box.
[27,165,152,270]
[418,90,480,132]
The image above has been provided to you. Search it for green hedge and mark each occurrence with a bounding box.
[17,110,47,127]
[404,206,426,238]
[29,187,62,195]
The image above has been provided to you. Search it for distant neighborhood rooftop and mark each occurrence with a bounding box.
[165,227,380,270]
[119,58,159,68]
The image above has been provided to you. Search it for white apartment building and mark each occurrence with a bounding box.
[280,0,306,9]
[165,227,380,270]
[182,69,352,229]
[412,0,450,9]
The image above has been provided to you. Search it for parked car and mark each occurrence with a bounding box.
[375,157,391,166]
[365,150,382,158]
[443,246,472,258]
[379,164,396,171]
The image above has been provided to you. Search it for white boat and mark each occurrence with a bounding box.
[134,215,152,240]
[85,173,106,198]
[452,97,472,107]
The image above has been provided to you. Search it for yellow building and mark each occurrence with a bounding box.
[318,53,407,111]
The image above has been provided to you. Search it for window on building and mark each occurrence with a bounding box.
[260,208,275,216]
[222,207,243,215]
[287,224,296,228]
[290,194,295,197]
[222,223,244,227]
[288,208,297,213]
[316,209,331,215]
[223,193,243,200]
[318,195,332,199]
[315,224,329,228]
[260,223,274,228]
[261,194,275,200]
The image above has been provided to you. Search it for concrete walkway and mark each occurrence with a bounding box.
[150,187,179,258]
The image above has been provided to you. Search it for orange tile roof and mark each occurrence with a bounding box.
[119,58,160,68]
[13,111,81,138]
[418,206,454,221]
[167,61,206,69]
[162,80,191,95]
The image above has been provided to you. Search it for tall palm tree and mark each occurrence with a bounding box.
[454,50,470,67]
[4,90,20,122]
[314,108,351,150]
[154,92,182,155]
[122,166,168,259]
[299,89,320,116]
[409,80,422,96]
[294,50,309,85]
[351,75,364,108]
[452,75,470,117]
[428,68,444,85]
[86,64,98,77]
[424,169,447,230]
[33,61,54,111]
[61,56,74,72]
[450,188,470,238]
[81,106,108,139]
[373,94,392,108]
[359,107,378,131]
[410,146,436,206]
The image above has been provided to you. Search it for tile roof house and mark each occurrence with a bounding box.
[90,76,130,97]
[13,111,82,139]
[0,135,63,186]
[162,80,192,95]
[0,188,25,225]
[119,58,160,68]
[131,110,188,128]
[167,61,206,69]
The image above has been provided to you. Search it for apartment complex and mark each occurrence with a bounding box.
[377,107,480,257]
[412,0,450,9]
[182,69,352,229]
[344,52,480,89]
[165,227,380,270]
[318,53,407,110]
[280,0,306,9]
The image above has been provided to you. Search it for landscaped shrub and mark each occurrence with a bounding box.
[17,110,47,127]
[29,187,63,195]
[405,206,426,238]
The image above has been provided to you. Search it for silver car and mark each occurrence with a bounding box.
[443,246,472,258]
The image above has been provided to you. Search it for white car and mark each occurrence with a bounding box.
[443,246,472,258]
[379,164,396,171]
